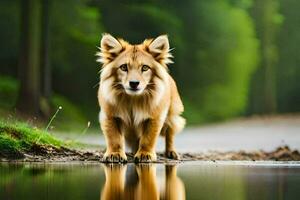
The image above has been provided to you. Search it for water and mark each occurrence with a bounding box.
[1,162,300,200]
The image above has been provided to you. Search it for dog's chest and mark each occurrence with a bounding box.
[117,105,150,126]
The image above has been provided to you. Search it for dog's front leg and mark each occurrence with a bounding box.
[101,117,127,162]
[134,119,162,162]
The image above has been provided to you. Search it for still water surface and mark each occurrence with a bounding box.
[1,162,299,200]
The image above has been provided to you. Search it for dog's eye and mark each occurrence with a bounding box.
[141,65,150,72]
[120,64,128,72]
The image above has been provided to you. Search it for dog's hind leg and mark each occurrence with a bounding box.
[164,115,185,160]
[165,126,179,159]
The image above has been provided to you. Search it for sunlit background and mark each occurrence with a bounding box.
[0,0,299,130]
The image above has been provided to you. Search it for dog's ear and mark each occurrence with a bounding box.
[144,35,173,65]
[96,33,124,64]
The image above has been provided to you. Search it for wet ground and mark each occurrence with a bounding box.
[1,162,300,200]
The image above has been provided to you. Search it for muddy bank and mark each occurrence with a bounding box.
[1,145,300,163]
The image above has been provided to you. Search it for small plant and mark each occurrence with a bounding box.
[81,121,91,135]
[71,121,91,143]
[45,106,62,131]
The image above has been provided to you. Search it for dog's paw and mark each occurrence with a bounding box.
[103,151,127,163]
[134,150,157,163]
[165,150,180,160]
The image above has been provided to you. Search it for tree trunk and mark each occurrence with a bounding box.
[249,0,281,114]
[40,0,52,116]
[17,0,42,115]
[261,0,278,113]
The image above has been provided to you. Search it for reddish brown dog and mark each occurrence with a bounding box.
[97,34,185,162]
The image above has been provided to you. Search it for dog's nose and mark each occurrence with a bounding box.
[129,81,140,89]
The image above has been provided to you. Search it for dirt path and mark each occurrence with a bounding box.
[1,145,299,163]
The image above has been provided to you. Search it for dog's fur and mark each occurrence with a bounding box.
[97,33,185,162]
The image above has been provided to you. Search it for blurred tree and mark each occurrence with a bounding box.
[40,0,52,116]
[248,0,282,114]
[276,0,300,112]
[17,0,42,115]
[0,1,20,76]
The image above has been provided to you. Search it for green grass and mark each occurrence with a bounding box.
[0,121,64,158]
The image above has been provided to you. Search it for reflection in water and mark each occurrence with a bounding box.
[101,164,185,200]
[1,163,300,200]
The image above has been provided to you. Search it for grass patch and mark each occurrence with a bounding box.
[0,121,64,158]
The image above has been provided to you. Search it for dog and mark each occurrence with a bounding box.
[97,33,185,162]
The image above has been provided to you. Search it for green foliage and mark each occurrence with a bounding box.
[0,133,20,154]
[187,0,259,122]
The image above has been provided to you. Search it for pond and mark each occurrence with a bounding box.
[1,162,300,200]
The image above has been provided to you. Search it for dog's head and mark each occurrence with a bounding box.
[97,34,172,96]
